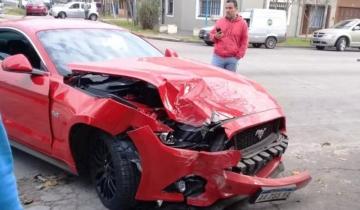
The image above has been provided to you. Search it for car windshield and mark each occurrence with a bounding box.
[29,0,43,4]
[38,29,163,75]
[333,20,354,29]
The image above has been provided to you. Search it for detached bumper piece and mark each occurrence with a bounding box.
[128,126,311,207]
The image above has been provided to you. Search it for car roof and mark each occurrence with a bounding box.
[0,19,124,34]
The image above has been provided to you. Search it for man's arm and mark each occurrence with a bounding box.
[236,20,249,59]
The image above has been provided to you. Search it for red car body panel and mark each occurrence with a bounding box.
[129,126,311,206]
[0,19,311,207]
[69,57,281,127]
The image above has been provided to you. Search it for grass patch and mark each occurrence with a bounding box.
[280,37,311,47]
[4,7,25,16]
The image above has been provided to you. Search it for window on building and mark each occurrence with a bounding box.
[167,0,174,16]
[309,6,325,29]
[198,0,222,18]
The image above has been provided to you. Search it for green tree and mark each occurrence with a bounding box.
[138,0,160,29]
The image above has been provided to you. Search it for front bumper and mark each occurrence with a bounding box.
[27,8,47,14]
[128,126,311,207]
[311,37,337,47]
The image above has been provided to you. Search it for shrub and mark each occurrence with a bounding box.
[138,0,160,30]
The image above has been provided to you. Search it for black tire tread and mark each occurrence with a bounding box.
[92,133,140,210]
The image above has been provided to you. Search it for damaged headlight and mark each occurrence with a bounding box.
[158,132,177,145]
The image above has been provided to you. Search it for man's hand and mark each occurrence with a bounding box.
[215,31,223,39]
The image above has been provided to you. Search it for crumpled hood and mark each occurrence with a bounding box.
[69,57,281,126]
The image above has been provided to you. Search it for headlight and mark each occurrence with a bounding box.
[158,132,176,145]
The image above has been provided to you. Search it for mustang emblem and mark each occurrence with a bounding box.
[255,128,267,140]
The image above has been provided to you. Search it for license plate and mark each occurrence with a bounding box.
[251,185,296,203]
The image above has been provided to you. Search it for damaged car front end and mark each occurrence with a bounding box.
[66,57,311,208]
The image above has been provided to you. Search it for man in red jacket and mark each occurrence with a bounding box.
[210,0,248,72]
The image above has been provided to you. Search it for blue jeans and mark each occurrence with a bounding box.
[0,117,23,210]
[211,54,239,72]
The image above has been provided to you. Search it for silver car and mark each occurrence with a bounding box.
[50,1,98,21]
[312,19,360,51]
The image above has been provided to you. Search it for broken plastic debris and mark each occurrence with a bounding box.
[21,197,33,205]
[321,142,331,147]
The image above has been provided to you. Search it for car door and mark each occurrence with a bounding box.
[67,2,81,18]
[0,29,52,154]
[349,23,360,47]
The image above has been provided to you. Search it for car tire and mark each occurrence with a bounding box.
[335,37,347,51]
[265,37,277,49]
[90,133,141,210]
[204,41,214,46]
[252,43,262,48]
[58,12,66,19]
[89,14,98,21]
[316,46,325,50]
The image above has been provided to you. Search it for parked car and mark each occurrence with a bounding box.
[311,19,360,51]
[26,0,47,15]
[50,1,98,20]
[0,19,311,210]
[199,9,287,49]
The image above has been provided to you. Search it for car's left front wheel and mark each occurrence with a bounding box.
[89,14,98,21]
[90,133,141,210]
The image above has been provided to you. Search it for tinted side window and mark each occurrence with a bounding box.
[0,30,42,69]
[70,3,79,9]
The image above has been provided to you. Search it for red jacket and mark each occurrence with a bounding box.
[210,15,248,59]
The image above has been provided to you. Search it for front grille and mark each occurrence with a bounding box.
[232,119,281,150]
[313,32,325,38]
[233,134,289,175]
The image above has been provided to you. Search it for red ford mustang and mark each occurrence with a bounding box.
[0,19,311,210]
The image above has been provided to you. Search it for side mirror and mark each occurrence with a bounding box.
[1,54,33,73]
[353,26,360,31]
[164,48,179,58]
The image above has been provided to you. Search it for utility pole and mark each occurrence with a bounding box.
[205,0,209,26]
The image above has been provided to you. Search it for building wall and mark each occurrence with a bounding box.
[336,0,360,22]
[337,0,360,7]
[163,0,182,29]
[239,0,264,11]
[287,0,337,37]
[163,0,264,32]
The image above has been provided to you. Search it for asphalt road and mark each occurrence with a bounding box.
[12,40,360,210]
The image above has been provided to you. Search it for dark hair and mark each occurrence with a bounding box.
[226,0,238,8]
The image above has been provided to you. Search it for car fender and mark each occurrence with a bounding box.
[336,34,352,45]
[49,82,171,174]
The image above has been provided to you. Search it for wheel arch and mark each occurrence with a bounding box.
[68,122,130,176]
[266,35,278,42]
[335,35,351,47]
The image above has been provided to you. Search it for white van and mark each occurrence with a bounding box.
[199,9,287,49]
[243,9,287,48]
